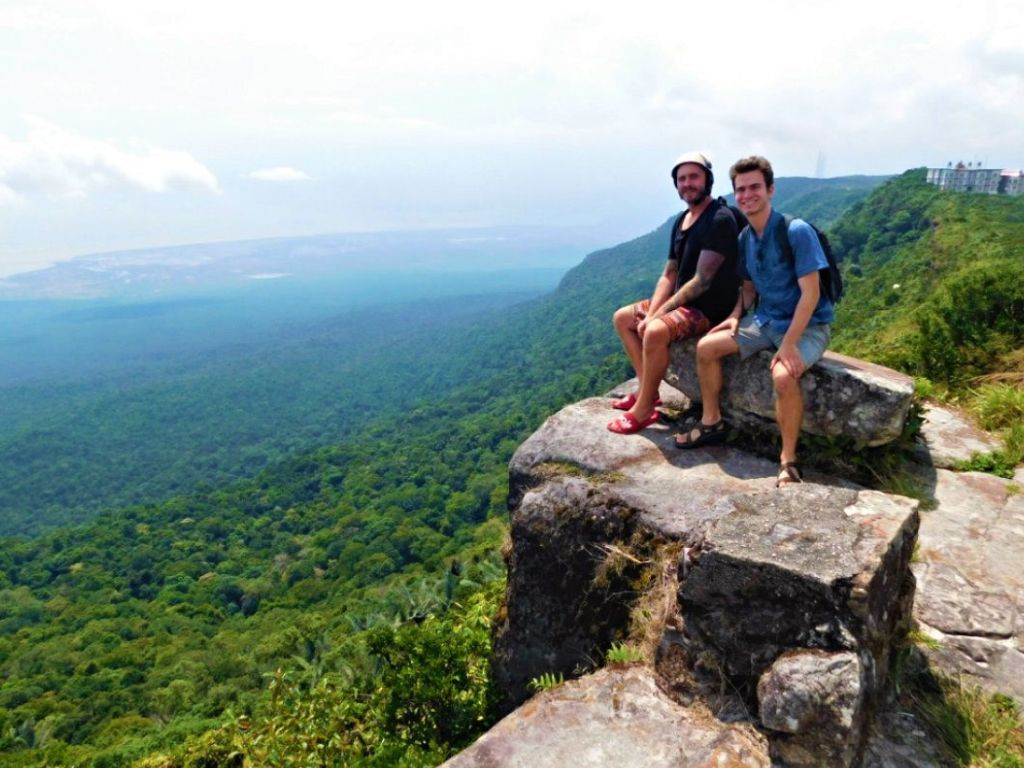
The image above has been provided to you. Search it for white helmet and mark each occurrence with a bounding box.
[671,151,714,194]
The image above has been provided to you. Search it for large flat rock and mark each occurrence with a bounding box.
[911,403,1001,468]
[441,666,770,768]
[666,340,914,446]
[494,395,920,766]
[913,467,1024,703]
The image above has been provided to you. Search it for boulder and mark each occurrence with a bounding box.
[491,395,920,766]
[665,339,914,446]
[440,666,770,768]
[758,650,866,767]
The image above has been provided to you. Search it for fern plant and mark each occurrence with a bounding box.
[528,672,564,693]
[605,642,644,665]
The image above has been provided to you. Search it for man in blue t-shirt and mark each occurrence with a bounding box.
[676,156,833,487]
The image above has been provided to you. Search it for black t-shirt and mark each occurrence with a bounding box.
[669,199,740,324]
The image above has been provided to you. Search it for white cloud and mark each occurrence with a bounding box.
[0,117,220,204]
[247,167,312,182]
[0,3,78,31]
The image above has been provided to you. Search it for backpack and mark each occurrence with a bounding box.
[741,215,843,304]
[774,215,843,304]
[719,196,750,234]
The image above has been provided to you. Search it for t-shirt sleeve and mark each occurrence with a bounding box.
[703,207,739,257]
[788,219,828,277]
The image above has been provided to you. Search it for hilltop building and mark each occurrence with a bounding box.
[927,161,1024,195]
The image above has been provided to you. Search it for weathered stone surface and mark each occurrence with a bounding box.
[912,467,1024,703]
[758,650,866,767]
[492,395,920,765]
[665,339,914,446]
[682,485,918,694]
[862,711,951,767]
[441,666,770,768]
[911,404,1001,468]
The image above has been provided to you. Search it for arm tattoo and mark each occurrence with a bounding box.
[660,249,726,312]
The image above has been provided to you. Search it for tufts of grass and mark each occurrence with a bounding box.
[954,384,1024,478]
[914,376,946,401]
[894,632,1024,767]
[969,383,1024,432]
[912,677,1024,767]
[1004,423,1024,468]
[955,451,1017,479]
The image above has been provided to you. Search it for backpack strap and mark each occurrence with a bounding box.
[667,211,686,261]
[738,222,752,251]
[776,214,796,263]
[775,214,841,304]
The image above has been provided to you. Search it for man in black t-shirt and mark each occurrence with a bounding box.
[608,152,741,434]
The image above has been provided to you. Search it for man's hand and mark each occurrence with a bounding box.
[708,316,739,336]
[633,305,649,338]
[771,343,805,378]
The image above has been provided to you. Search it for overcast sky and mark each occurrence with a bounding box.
[1,0,1021,277]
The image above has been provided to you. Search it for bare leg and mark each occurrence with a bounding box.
[627,319,671,419]
[772,365,803,466]
[695,330,740,424]
[613,304,643,387]
[675,330,740,446]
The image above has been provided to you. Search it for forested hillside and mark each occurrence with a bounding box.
[0,236,651,766]
[757,174,891,228]
[830,169,1024,386]
[13,172,984,767]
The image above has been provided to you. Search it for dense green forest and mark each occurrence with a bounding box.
[0,281,554,536]
[5,170,1023,766]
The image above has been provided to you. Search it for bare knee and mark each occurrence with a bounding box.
[613,305,634,332]
[642,319,671,349]
[696,335,714,361]
[772,366,800,396]
[697,332,734,363]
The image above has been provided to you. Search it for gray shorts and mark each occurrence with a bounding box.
[736,316,831,367]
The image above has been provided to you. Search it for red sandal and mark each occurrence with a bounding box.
[611,392,662,410]
[607,410,661,434]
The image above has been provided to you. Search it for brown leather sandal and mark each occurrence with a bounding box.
[674,419,728,449]
[776,462,803,487]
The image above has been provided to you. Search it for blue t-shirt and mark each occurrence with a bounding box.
[738,210,834,332]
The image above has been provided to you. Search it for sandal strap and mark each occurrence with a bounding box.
[675,418,726,447]
[777,462,803,485]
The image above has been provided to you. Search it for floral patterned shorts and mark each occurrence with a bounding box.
[632,299,710,341]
